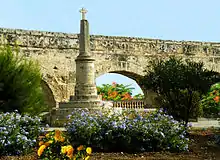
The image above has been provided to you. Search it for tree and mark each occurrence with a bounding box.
[140,57,220,125]
[97,82,134,101]
[0,40,48,115]
[133,93,144,100]
[201,82,220,118]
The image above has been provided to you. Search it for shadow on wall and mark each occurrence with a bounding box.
[41,80,56,109]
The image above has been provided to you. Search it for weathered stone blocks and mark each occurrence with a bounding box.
[0,27,220,105]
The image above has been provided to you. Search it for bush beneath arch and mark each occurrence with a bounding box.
[97,82,134,101]
[201,82,220,118]
[97,82,145,101]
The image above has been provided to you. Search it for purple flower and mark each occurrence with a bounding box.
[187,123,192,127]
[119,123,126,130]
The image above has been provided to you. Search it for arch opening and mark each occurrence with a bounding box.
[96,72,143,97]
[96,71,158,107]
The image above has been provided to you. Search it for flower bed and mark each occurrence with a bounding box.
[37,130,92,159]
[0,111,43,156]
[65,108,189,153]
[1,110,219,159]
[1,131,220,160]
[0,112,92,159]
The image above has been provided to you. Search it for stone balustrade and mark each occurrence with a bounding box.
[112,99,150,109]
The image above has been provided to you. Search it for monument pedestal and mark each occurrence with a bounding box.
[60,100,101,108]
[50,99,102,126]
[50,93,102,126]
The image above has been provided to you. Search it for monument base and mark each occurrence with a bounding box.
[49,99,102,127]
[59,100,101,108]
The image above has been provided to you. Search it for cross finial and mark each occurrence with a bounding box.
[79,7,88,20]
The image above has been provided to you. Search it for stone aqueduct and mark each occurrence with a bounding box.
[0,28,220,107]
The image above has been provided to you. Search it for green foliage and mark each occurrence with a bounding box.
[0,40,47,115]
[201,82,220,118]
[155,90,203,121]
[140,57,220,124]
[97,82,134,101]
[65,108,189,153]
[133,93,144,100]
[0,111,43,156]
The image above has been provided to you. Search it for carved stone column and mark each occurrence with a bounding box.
[57,8,100,113]
[72,19,99,102]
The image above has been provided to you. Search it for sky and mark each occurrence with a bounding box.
[0,0,219,95]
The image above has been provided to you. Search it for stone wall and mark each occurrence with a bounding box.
[0,27,220,104]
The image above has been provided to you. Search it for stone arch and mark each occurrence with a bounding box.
[41,80,56,108]
[96,60,145,77]
[96,60,158,106]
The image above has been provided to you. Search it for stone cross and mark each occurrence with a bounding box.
[79,8,87,20]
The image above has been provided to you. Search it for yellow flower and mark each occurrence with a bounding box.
[39,141,44,146]
[77,145,84,151]
[60,137,65,142]
[86,147,92,155]
[61,145,74,159]
[45,133,50,138]
[54,130,64,142]
[67,153,73,159]
[66,145,74,155]
[54,136,60,141]
[85,156,90,160]
[44,140,53,147]
[55,130,61,137]
[37,145,47,156]
[61,146,68,154]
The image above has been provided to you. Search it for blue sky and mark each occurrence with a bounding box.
[0,0,219,95]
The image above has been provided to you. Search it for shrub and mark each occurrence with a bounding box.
[0,39,47,115]
[201,82,220,118]
[0,111,43,156]
[133,93,144,100]
[215,134,220,146]
[155,89,203,121]
[38,130,92,160]
[97,82,134,101]
[65,108,190,153]
[140,57,220,124]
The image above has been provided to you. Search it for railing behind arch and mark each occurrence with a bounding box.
[112,99,152,109]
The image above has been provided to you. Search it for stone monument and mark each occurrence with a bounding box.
[51,8,101,123]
